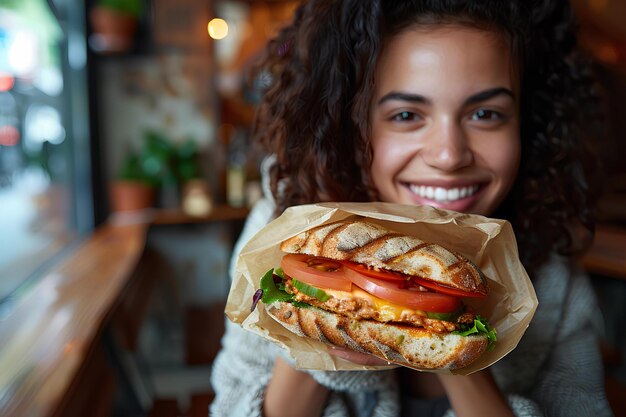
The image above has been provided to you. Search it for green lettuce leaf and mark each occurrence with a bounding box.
[454,315,497,351]
[260,268,294,304]
[426,305,464,322]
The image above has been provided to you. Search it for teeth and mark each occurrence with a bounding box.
[409,184,479,202]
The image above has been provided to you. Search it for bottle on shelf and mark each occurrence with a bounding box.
[226,128,247,208]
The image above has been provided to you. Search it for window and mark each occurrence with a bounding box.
[0,0,92,311]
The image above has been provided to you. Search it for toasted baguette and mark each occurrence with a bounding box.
[266,301,488,370]
[280,219,488,295]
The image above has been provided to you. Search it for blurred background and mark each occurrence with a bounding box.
[0,1,624,416]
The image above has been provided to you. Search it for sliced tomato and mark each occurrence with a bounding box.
[281,254,353,292]
[343,267,461,313]
[343,261,486,297]
[341,261,407,281]
[412,276,487,298]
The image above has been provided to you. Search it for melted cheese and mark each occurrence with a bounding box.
[322,287,427,322]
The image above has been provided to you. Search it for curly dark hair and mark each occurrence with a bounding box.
[252,0,602,273]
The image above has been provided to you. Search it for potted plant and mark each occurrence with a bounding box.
[90,0,143,53]
[108,131,202,212]
[108,151,157,213]
[148,131,202,208]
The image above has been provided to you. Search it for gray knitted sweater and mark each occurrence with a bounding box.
[210,195,613,417]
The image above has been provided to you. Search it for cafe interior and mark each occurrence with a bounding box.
[0,0,625,416]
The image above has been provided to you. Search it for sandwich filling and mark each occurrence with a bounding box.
[284,276,476,333]
[253,255,497,350]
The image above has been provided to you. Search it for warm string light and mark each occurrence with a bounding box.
[208,18,228,40]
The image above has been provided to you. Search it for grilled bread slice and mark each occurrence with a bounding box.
[280,219,488,295]
[266,301,488,370]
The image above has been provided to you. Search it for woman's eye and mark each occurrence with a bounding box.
[391,111,420,122]
[471,109,502,121]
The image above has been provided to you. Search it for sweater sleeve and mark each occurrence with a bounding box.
[209,196,278,417]
[209,321,275,417]
[443,261,612,417]
[442,393,543,417]
[525,268,613,417]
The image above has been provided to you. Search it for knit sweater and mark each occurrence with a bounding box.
[210,194,613,417]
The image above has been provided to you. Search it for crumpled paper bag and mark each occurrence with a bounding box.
[225,202,538,375]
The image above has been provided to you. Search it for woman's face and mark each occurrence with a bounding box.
[370,26,521,216]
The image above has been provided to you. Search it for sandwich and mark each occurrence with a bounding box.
[250,218,497,370]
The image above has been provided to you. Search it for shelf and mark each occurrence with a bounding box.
[107,205,250,227]
[151,205,250,225]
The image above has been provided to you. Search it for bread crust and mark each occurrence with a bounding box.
[266,301,488,370]
[280,219,488,295]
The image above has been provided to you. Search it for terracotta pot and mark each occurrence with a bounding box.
[108,181,155,212]
[90,6,138,53]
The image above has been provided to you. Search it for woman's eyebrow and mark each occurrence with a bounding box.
[377,87,515,107]
[377,92,430,106]
[464,87,515,105]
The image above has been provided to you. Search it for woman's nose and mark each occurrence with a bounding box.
[421,120,473,171]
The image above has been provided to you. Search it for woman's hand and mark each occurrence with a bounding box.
[264,357,329,417]
[437,369,514,417]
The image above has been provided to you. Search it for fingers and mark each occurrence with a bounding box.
[327,346,391,366]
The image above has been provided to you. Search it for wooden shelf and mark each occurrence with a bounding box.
[106,205,250,227]
[151,205,250,225]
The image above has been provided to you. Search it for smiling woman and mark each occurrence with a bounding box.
[211,1,612,416]
[370,26,521,216]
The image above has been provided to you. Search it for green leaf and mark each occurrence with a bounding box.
[260,269,294,304]
[292,279,330,302]
[426,305,464,322]
[177,139,198,158]
[98,0,143,17]
[454,315,497,351]
[257,269,327,309]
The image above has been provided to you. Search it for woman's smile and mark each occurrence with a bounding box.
[402,181,485,212]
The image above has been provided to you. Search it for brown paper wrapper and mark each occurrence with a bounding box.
[225,202,538,375]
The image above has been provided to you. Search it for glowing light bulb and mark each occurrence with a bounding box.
[208,18,228,40]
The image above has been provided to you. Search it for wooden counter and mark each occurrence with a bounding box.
[0,205,248,417]
[0,222,148,417]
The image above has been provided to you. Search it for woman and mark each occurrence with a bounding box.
[210,1,612,416]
